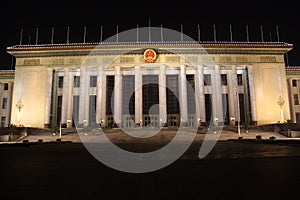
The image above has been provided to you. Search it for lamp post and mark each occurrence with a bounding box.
[277,96,285,123]
[16,99,24,126]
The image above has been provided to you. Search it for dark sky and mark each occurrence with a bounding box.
[1,1,300,69]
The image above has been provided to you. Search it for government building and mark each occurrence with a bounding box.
[1,36,297,129]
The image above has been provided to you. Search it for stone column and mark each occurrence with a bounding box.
[247,65,257,124]
[180,64,188,126]
[196,64,205,125]
[96,66,103,125]
[214,65,223,125]
[79,66,86,127]
[0,83,3,120]
[61,68,69,127]
[101,74,107,127]
[159,65,167,127]
[135,66,142,125]
[7,82,14,126]
[44,67,53,128]
[230,65,238,125]
[66,70,73,128]
[288,78,295,122]
[114,66,122,127]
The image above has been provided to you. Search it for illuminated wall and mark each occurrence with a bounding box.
[6,42,293,128]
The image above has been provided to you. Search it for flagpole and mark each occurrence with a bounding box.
[99,25,103,42]
[19,28,23,45]
[66,26,70,44]
[148,18,151,42]
[116,25,119,43]
[276,25,280,42]
[230,24,233,42]
[83,26,86,43]
[260,25,264,42]
[197,24,201,42]
[246,25,249,42]
[137,24,139,42]
[160,24,163,42]
[35,27,39,45]
[51,27,54,44]
[181,24,183,41]
[213,24,217,42]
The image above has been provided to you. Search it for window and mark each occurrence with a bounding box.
[237,74,243,85]
[74,76,80,87]
[221,74,227,85]
[58,77,64,88]
[1,116,6,127]
[294,94,299,105]
[292,79,297,87]
[90,76,97,87]
[2,98,7,109]
[3,83,8,90]
[204,74,211,86]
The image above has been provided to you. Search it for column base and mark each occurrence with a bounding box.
[180,122,188,127]
[251,121,258,125]
[135,123,141,127]
[77,123,84,128]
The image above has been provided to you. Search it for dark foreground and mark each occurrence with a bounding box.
[1,141,300,200]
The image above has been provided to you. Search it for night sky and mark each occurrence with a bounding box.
[1,2,300,69]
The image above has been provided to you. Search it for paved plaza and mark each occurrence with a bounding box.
[1,126,292,145]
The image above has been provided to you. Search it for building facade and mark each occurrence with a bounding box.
[5,41,293,128]
[286,66,300,124]
[0,70,14,127]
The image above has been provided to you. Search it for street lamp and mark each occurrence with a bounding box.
[16,99,24,126]
[277,96,285,123]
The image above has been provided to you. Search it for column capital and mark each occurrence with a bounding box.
[197,65,203,74]
[160,64,166,73]
[215,64,220,72]
[64,67,69,75]
[231,65,237,72]
[180,64,186,74]
[114,66,121,74]
[97,66,103,74]
[247,65,254,73]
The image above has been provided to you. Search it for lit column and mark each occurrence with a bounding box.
[79,66,86,126]
[231,65,238,124]
[96,66,103,125]
[180,64,188,126]
[44,67,53,127]
[228,65,236,125]
[101,74,107,126]
[288,79,295,122]
[247,65,257,124]
[135,66,142,125]
[7,82,14,126]
[61,68,69,126]
[0,83,3,116]
[66,70,73,128]
[214,64,223,125]
[196,64,205,125]
[114,66,122,127]
[159,65,167,127]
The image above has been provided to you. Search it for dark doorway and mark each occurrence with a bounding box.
[72,95,79,127]
[167,75,180,127]
[205,94,212,123]
[142,75,159,127]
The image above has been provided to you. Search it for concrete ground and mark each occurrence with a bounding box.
[1,126,292,144]
[1,133,300,200]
